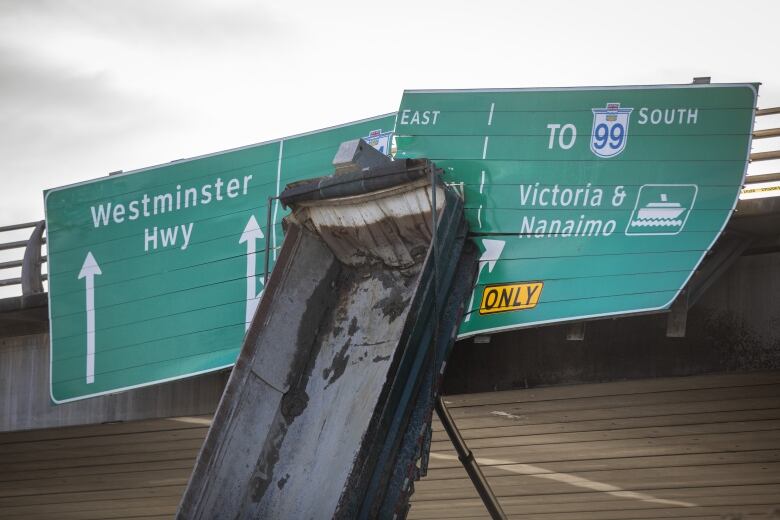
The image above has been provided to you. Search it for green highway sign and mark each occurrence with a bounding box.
[45,114,395,402]
[395,84,757,338]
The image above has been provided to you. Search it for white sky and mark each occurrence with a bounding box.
[1,0,779,228]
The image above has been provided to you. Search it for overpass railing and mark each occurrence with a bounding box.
[0,220,47,299]
[746,106,780,188]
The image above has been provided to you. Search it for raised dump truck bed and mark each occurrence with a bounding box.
[177,145,475,519]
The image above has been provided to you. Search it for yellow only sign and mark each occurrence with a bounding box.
[479,282,544,315]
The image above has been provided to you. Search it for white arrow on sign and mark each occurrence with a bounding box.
[78,252,101,384]
[464,239,505,322]
[240,215,265,330]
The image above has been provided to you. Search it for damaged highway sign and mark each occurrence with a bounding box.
[45,114,395,402]
[395,83,757,338]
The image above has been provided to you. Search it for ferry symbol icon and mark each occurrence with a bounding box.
[625,184,698,236]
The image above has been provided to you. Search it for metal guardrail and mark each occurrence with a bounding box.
[753,128,780,139]
[756,107,780,116]
[749,150,780,162]
[750,107,780,169]
[0,220,47,296]
[746,107,780,188]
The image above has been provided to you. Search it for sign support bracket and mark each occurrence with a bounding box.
[435,395,507,520]
[264,196,277,290]
[566,322,586,341]
[666,230,756,337]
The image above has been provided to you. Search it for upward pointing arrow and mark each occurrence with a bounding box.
[239,215,265,330]
[464,239,505,323]
[78,252,101,384]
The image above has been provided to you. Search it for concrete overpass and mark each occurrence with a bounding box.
[1,115,779,518]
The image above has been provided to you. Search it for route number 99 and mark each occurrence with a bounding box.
[593,123,624,151]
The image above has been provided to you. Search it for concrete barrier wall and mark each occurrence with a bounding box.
[2,252,778,431]
[443,251,780,394]
[0,333,227,432]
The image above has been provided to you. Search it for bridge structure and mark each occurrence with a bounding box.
[0,99,779,519]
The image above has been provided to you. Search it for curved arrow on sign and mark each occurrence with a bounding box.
[464,239,505,323]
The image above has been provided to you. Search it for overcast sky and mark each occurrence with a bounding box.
[1,0,778,227]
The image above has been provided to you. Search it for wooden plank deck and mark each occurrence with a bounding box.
[0,416,210,519]
[0,371,778,519]
[409,371,780,519]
